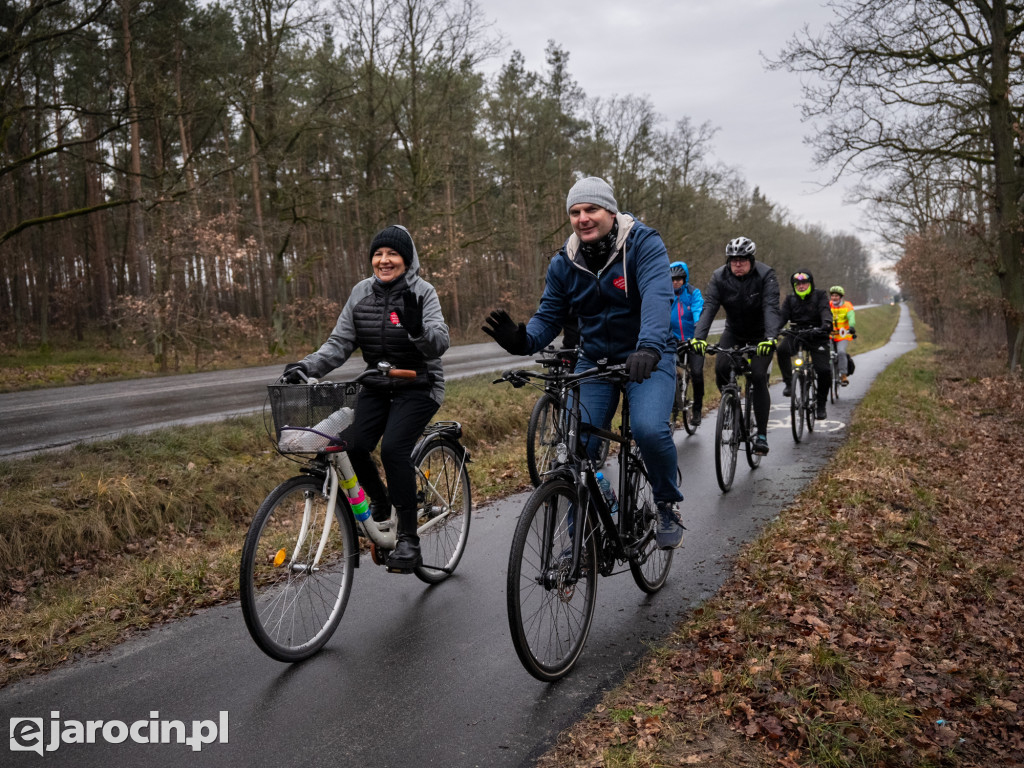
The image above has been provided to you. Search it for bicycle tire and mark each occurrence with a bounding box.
[672,366,698,436]
[411,436,472,584]
[507,479,598,682]
[624,447,673,592]
[715,390,739,492]
[831,351,840,403]
[526,393,560,487]
[806,376,817,432]
[240,474,357,662]
[790,370,804,443]
[744,383,762,468]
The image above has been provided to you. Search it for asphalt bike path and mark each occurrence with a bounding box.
[0,308,914,767]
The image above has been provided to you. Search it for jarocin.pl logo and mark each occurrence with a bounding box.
[10,711,228,755]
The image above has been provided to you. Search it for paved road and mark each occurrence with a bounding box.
[0,311,911,767]
[0,323,731,460]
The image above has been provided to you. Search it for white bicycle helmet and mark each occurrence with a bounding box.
[725,236,756,261]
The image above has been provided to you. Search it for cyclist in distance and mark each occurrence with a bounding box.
[669,261,705,425]
[482,176,685,550]
[282,225,450,572]
[777,270,833,420]
[690,237,781,456]
[829,285,857,386]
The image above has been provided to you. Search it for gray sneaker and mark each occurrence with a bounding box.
[655,501,685,550]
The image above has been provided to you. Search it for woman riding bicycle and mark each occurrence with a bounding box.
[829,285,857,386]
[777,270,833,420]
[669,261,705,426]
[282,225,450,572]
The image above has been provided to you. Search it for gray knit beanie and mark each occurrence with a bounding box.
[565,176,618,215]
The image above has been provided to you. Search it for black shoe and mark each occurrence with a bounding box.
[370,497,391,526]
[386,534,421,573]
[816,404,827,420]
[752,435,769,455]
[690,407,702,426]
[782,383,792,398]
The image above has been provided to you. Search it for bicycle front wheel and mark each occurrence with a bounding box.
[625,448,673,592]
[715,390,740,492]
[672,367,697,436]
[240,474,357,662]
[507,479,598,682]
[412,436,472,584]
[790,372,805,443]
[527,393,561,487]
[744,385,762,469]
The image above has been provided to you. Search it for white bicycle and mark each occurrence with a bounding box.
[239,363,472,662]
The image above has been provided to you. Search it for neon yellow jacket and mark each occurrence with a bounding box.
[830,300,855,341]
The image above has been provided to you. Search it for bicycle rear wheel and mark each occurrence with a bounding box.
[715,390,740,491]
[527,393,560,487]
[625,448,673,592]
[507,479,598,682]
[744,385,762,468]
[412,436,472,584]
[790,371,804,443]
[806,377,817,432]
[240,474,357,662]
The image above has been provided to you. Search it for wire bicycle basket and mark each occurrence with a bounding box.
[265,382,360,454]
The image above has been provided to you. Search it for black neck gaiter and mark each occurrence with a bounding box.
[579,221,619,273]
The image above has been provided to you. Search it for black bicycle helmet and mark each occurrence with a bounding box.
[725,236,756,262]
[669,261,688,281]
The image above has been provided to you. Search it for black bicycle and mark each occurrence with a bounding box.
[496,362,673,681]
[526,347,609,487]
[671,341,699,435]
[780,327,820,443]
[706,344,761,492]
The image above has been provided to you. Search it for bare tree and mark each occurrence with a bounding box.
[772,0,1024,371]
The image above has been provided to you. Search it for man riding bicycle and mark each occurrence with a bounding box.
[482,176,685,550]
[777,270,833,420]
[829,285,857,386]
[669,261,705,425]
[690,236,781,456]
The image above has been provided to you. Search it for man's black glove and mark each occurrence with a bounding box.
[625,347,661,383]
[482,309,528,355]
[395,292,424,337]
[282,362,308,384]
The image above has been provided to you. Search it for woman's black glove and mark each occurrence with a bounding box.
[482,309,528,355]
[282,362,308,384]
[625,347,661,382]
[395,292,425,337]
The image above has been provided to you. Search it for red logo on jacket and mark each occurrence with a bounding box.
[613,276,626,291]
[390,312,401,326]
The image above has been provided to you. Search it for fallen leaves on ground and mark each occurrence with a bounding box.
[540,366,1024,767]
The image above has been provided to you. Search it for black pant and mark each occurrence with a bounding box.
[340,386,439,516]
[777,335,830,407]
[715,329,773,435]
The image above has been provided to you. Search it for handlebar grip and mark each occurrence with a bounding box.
[387,369,418,379]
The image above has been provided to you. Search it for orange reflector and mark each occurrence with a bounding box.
[423,469,431,480]
[273,549,287,567]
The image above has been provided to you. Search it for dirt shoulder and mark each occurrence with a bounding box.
[539,345,1024,768]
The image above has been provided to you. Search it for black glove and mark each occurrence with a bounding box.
[757,338,777,357]
[482,309,528,355]
[395,292,424,337]
[820,323,833,337]
[851,329,858,339]
[625,347,661,383]
[282,362,308,384]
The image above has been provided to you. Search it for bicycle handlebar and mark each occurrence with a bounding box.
[278,362,418,385]
[494,361,629,388]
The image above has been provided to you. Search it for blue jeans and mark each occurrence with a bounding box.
[575,352,683,504]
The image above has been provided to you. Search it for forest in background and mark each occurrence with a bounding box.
[1,0,884,370]
[2,0,1018,372]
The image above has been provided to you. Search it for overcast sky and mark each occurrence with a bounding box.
[471,0,869,246]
